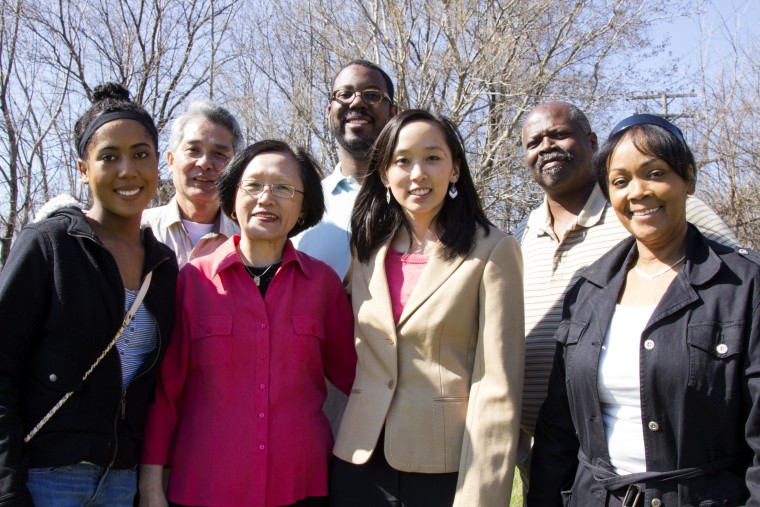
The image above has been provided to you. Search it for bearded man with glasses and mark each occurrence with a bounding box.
[292,59,397,282]
[291,60,397,437]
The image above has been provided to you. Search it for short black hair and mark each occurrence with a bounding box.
[74,82,158,158]
[334,59,395,105]
[593,124,697,199]
[217,140,324,237]
[351,109,492,263]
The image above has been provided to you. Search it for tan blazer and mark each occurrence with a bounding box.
[334,225,525,506]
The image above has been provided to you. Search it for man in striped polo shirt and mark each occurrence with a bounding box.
[513,101,739,500]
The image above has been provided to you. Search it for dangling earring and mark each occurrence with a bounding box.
[448,183,458,199]
[386,188,391,204]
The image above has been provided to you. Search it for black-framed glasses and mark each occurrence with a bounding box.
[330,87,391,106]
[238,180,304,199]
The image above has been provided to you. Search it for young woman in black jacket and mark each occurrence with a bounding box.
[0,83,177,506]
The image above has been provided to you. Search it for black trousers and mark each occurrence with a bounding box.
[329,431,458,507]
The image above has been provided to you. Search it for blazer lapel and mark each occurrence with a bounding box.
[359,242,398,340]
[397,245,465,326]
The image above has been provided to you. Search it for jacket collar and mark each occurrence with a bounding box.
[577,225,724,342]
[582,224,723,289]
[357,227,478,329]
[211,235,311,280]
[60,206,174,275]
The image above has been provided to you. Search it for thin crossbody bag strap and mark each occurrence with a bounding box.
[24,271,153,443]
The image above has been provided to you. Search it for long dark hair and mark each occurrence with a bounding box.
[351,109,491,263]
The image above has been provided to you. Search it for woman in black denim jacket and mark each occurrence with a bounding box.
[530,114,760,507]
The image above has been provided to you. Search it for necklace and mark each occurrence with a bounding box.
[633,255,686,280]
[409,228,435,255]
[244,263,276,286]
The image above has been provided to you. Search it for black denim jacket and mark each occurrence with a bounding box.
[530,225,760,507]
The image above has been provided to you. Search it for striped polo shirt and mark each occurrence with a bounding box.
[515,185,739,435]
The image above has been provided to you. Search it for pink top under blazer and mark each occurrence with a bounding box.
[334,225,525,506]
[142,236,356,507]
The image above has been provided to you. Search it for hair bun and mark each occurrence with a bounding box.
[91,82,131,104]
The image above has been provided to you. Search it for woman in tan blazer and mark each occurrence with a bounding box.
[330,109,525,506]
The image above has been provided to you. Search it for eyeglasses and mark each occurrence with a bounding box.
[330,88,391,106]
[238,180,304,199]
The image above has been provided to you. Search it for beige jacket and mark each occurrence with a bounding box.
[334,225,525,506]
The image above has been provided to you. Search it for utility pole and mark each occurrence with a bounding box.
[630,92,697,121]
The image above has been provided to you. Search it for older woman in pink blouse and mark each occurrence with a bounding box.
[139,140,356,507]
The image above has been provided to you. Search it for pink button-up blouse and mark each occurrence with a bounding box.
[141,236,356,507]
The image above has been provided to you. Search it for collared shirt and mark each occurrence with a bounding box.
[291,163,361,280]
[141,236,356,507]
[142,196,240,268]
[515,185,739,435]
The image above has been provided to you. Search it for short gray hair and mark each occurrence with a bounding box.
[169,100,244,153]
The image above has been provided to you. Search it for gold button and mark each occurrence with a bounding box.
[648,421,660,432]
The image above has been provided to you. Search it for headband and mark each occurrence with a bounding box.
[78,111,156,157]
[608,113,685,144]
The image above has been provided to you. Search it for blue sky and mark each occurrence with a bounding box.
[595,0,758,135]
[650,0,758,70]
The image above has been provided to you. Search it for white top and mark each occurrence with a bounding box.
[291,163,361,280]
[182,219,214,246]
[598,303,656,475]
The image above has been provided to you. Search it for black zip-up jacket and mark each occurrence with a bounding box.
[0,207,177,506]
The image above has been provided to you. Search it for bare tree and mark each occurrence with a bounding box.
[5,0,753,269]
[686,3,759,247]
[0,0,70,267]
[224,0,681,231]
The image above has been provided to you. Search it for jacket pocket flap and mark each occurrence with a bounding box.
[292,316,325,339]
[30,348,85,393]
[687,322,743,358]
[190,316,233,340]
[556,319,588,345]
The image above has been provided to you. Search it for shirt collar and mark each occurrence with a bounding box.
[528,184,608,236]
[211,235,312,279]
[323,162,360,194]
[576,184,608,228]
[164,195,238,236]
